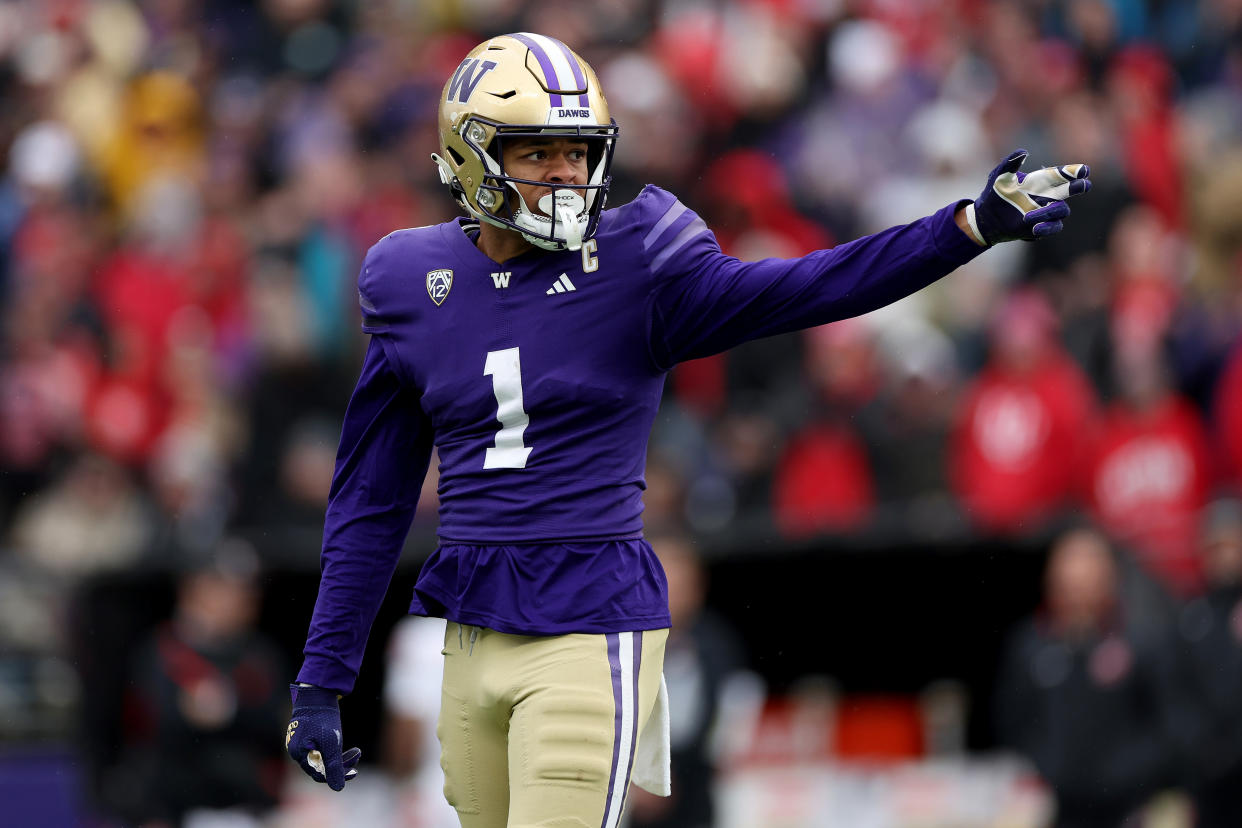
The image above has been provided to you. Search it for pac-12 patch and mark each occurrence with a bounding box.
[427,269,453,306]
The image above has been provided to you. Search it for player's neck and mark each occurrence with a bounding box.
[476,221,535,264]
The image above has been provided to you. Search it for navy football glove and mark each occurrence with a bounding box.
[964,149,1091,245]
[286,684,361,791]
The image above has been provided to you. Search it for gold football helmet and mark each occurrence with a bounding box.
[431,33,617,251]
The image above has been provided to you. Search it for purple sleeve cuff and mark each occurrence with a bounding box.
[290,683,340,706]
[931,199,988,264]
[296,660,359,697]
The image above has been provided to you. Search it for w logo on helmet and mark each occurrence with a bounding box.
[447,58,498,104]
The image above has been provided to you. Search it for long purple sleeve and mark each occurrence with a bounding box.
[296,336,433,693]
[646,199,983,367]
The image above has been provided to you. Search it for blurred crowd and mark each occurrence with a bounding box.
[995,516,1242,827]
[0,0,1241,824]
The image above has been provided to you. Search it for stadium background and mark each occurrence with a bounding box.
[0,0,1240,825]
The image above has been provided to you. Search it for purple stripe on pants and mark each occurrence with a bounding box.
[510,32,565,108]
[618,631,643,817]
[601,633,623,828]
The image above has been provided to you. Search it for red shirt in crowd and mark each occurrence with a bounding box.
[1213,344,1242,492]
[773,422,875,538]
[1086,396,1211,596]
[950,350,1096,532]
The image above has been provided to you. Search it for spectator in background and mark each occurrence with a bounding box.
[263,414,341,528]
[0,120,103,524]
[626,533,748,828]
[146,312,247,556]
[116,540,287,826]
[1028,88,1133,281]
[98,71,204,225]
[1212,338,1242,492]
[1183,92,1242,296]
[1086,340,1211,597]
[8,452,152,578]
[381,615,460,828]
[1174,500,1242,828]
[950,289,1097,533]
[1107,47,1183,230]
[704,405,786,533]
[994,526,1186,827]
[855,317,962,532]
[772,322,876,538]
[86,73,217,484]
[697,150,832,262]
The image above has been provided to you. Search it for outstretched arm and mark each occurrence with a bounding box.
[648,200,980,367]
[647,150,1090,367]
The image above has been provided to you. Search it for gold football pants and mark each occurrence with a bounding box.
[438,624,668,828]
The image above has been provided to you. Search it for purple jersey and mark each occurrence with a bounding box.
[297,186,984,692]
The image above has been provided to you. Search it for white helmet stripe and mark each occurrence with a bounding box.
[519,32,579,92]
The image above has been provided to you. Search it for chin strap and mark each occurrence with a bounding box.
[514,189,587,251]
[555,203,584,251]
[431,152,507,232]
[540,190,587,251]
[430,152,453,185]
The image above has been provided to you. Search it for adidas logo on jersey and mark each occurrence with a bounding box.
[546,273,576,295]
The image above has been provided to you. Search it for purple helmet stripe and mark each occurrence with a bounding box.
[601,633,623,828]
[510,32,565,108]
[554,38,587,88]
[547,37,592,107]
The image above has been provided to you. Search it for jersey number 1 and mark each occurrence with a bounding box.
[484,348,532,469]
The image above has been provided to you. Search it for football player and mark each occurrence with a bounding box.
[285,31,1091,828]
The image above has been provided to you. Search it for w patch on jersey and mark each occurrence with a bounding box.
[427,269,453,306]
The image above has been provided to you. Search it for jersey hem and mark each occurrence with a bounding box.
[434,531,645,545]
[408,604,673,637]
